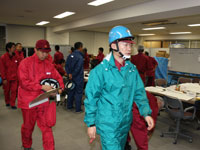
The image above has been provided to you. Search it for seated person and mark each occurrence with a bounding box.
[54,59,67,77]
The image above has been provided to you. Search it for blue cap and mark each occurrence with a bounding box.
[109,26,134,44]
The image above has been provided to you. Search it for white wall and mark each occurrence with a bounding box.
[46,27,69,45]
[69,31,109,56]
[6,24,45,47]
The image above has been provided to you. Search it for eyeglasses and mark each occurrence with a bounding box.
[119,42,133,48]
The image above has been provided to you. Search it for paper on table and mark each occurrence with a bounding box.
[162,90,194,101]
[145,86,165,94]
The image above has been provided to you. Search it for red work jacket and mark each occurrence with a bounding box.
[15,50,24,64]
[146,56,158,77]
[0,57,3,76]
[18,53,64,109]
[54,64,66,76]
[54,51,64,64]
[131,53,152,75]
[47,54,53,63]
[84,53,90,69]
[1,52,18,81]
[97,52,104,64]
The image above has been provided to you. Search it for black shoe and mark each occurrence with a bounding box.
[75,110,84,114]
[6,104,10,107]
[11,106,17,109]
[24,148,33,150]
[125,142,132,150]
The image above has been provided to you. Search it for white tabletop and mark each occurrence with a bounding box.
[145,84,200,103]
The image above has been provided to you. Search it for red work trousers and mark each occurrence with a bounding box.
[3,80,18,106]
[130,103,148,150]
[21,105,54,150]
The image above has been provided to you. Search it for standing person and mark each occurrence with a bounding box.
[70,47,74,54]
[145,51,158,86]
[126,91,159,150]
[131,45,152,85]
[83,48,90,69]
[96,47,104,64]
[18,39,64,150]
[54,45,64,64]
[15,43,24,64]
[1,42,18,109]
[84,26,154,150]
[65,42,84,113]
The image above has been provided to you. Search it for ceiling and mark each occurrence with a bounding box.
[1,0,200,36]
[0,0,151,26]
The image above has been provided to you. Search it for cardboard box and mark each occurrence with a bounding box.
[165,53,170,58]
[156,51,169,58]
[156,52,165,57]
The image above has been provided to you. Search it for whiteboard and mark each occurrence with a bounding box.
[169,48,200,74]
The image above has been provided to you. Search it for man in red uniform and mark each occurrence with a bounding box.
[131,45,152,85]
[15,43,24,64]
[1,42,18,109]
[83,48,90,69]
[96,47,104,64]
[18,39,64,150]
[145,51,158,86]
[54,45,64,64]
[126,91,159,150]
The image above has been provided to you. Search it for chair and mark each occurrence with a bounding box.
[192,78,200,83]
[155,79,167,87]
[177,77,192,84]
[160,96,196,144]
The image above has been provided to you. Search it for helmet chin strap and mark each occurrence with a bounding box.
[112,41,130,60]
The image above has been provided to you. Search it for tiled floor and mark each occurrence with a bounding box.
[0,87,200,150]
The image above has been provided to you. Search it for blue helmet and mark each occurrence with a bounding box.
[109,26,134,44]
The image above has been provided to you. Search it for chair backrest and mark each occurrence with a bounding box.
[178,77,192,84]
[192,78,200,83]
[155,79,167,87]
[164,97,184,119]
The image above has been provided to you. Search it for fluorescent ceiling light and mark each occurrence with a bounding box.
[188,24,200,27]
[139,34,155,36]
[88,0,114,6]
[170,32,191,34]
[142,27,166,30]
[54,11,75,19]
[36,21,49,26]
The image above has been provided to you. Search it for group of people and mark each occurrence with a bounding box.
[0,42,23,109]
[0,25,161,150]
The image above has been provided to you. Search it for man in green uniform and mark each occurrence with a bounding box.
[84,26,154,150]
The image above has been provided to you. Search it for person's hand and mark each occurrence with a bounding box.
[144,116,154,131]
[68,74,72,80]
[87,126,96,143]
[3,80,7,85]
[58,89,62,94]
[42,85,53,92]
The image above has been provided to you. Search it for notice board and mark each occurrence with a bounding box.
[169,48,200,74]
